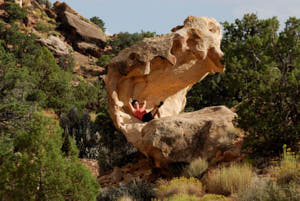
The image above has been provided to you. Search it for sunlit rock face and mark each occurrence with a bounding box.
[105,16,235,166]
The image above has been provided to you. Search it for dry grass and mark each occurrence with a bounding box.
[156,177,203,199]
[277,147,300,185]
[183,157,208,179]
[206,163,253,195]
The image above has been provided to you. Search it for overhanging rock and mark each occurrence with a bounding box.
[105,16,239,166]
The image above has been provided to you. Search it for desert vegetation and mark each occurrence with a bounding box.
[0,1,299,201]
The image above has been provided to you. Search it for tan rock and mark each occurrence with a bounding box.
[77,41,102,57]
[142,106,238,166]
[106,16,228,166]
[53,2,106,44]
[37,35,70,56]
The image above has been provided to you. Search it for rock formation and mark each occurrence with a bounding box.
[106,16,239,166]
[52,1,106,57]
[37,35,70,56]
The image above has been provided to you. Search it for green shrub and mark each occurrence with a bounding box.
[200,194,229,201]
[109,31,156,55]
[4,2,27,23]
[163,194,202,201]
[58,54,75,72]
[97,54,112,68]
[156,177,203,199]
[35,21,53,33]
[90,16,106,31]
[277,145,300,185]
[183,157,208,179]
[0,112,100,201]
[206,163,253,195]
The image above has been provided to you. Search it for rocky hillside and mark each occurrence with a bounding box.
[1,0,108,80]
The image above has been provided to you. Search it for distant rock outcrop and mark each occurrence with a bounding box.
[105,16,239,167]
[37,35,70,56]
[52,1,106,57]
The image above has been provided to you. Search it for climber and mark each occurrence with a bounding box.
[128,99,163,122]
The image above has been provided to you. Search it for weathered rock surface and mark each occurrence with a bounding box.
[53,1,106,45]
[37,35,70,56]
[77,41,102,57]
[105,16,235,166]
[141,106,238,166]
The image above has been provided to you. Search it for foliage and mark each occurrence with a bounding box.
[97,179,155,201]
[200,194,229,201]
[90,16,106,31]
[60,106,137,173]
[237,177,300,201]
[109,31,156,55]
[0,112,100,201]
[183,157,208,179]
[97,54,112,68]
[185,14,300,158]
[35,21,53,33]
[58,54,75,72]
[162,194,202,201]
[156,177,203,199]
[4,2,27,23]
[277,145,300,185]
[0,23,100,114]
[206,163,253,195]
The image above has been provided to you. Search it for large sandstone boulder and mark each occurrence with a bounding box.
[106,16,237,166]
[142,106,238,167]
[53,1,106,46]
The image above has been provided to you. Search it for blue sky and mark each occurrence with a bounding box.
[50,0,300,35]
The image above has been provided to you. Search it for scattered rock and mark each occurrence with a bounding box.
[77,41,102,57]
[37,35,70,56]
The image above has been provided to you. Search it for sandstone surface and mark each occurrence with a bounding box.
[105,16,233,166]
[37,35,70,56]
[53,2,106,45]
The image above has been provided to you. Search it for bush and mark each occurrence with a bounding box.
[206,163,253,195]
[156,177,203,199]
[277,145,300,185]
[183,157,208,179]
[109,31,156,55]
[97,179,155,201]
[4,2,27,23]
[237,177,300,201]
[35,21,53,33]
[163,194,202,201]
[0,112,100,201]
[90,16,106,31]
[58,54,75,72]
[156,193,228,201]
[97,54,112,68]
[200,194,229,201]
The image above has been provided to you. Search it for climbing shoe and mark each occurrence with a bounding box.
[158,101,164,108]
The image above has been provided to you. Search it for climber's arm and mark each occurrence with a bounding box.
[142,100,147,110]
[128,100,135,114]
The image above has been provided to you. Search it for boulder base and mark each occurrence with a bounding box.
[141,106,239,167]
